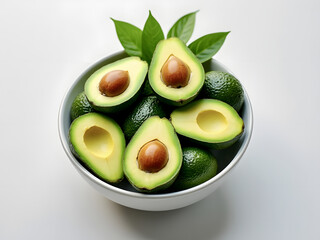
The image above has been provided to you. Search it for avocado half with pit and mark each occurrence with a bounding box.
[85,57,148,113]
[148,38,205,106]
[171,99,244,150]
[124,116,182,192]
[69,113,125,183]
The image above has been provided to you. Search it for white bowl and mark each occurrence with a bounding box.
[58,51,253,211]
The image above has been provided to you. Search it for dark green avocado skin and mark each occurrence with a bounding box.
[177,130,244,150]
[122,96,167,141]
[200,71,244,112]
[70,92,94,121]
[126,174,179,193]
[171,147,218,191]
[141,78,154,96]
[155,91,199,107]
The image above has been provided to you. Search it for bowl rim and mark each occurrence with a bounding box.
[58,51,253,199]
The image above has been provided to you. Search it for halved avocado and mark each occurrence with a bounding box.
[69,113,125,183]
[123,116,182,192]
[171,99,244,149]
[148,38,205,106]
[85,57,148,113]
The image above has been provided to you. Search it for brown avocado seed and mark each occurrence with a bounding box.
[137,140,169,173]
[161,55,190,88]
[99,70,130,97]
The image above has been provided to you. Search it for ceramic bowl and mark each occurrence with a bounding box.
[58,51,253,211]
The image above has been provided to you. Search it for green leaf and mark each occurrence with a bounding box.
[167,10,198,43]
[111,18,143,57]
[188,32,230,63]
[142,11,164,63]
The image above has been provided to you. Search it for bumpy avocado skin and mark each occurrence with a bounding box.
[172,147,218,191]
[141,78,154,96]
[201,71,244,112]
[122,96,167,140]
[70,92,94,121]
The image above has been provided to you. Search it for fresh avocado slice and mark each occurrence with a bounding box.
[85,57,148,113]
[148,38,205,106]
[122,96,167,141]
[171,99,244,149]
[124,116,182,192]
[69,113,125,183]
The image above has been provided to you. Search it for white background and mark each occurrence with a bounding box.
[1,0,319,239]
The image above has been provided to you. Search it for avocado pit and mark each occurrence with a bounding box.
[161,55,190,88]
[99,70,130,97]
[137,139,169,173]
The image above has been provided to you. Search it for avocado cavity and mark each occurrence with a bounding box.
[83,126,114,158]
[196,110,228,133]
[69,113,125,183]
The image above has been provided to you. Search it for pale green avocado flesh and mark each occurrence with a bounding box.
[69,113,125,183]
[85,57,148,112]
[124,116,182,192]
[171,99,244,149]
[148,38,205,106]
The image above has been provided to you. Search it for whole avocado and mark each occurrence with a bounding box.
[172,146,218,191]
[122,96,167,140]
[201,71,244,112]
[70,92,94,121]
